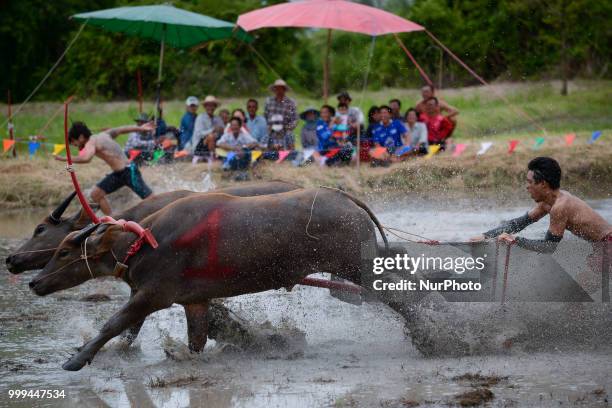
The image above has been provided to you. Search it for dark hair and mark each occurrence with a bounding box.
[230,116,243,126]
[425,96,439,105]
[320,104,336,116]
[389,99,401,107]
[337,102,348,109]
[367,106,379,123]
[247,99,258,107]
[528,157,561,189]
[379,105,392,113]
[232,108,246,118]
[405,108,419,120]
[68,122,91,142]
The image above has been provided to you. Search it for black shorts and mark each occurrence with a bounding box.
[96,164,152,199]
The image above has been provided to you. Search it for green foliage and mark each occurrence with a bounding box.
[1,0,610,102]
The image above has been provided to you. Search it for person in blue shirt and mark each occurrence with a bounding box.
[315,105,352,166]
[178,96,199,150]
[370,105,408,164]
[245,99,269,149]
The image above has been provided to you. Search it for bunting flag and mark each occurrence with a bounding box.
[53,144,65,155]
[508,140,520,154]
[424,144,441,159]
[533,137,545,149]
[3,139,15,153]
[223,152,237,169]
[128,149,142,162]
[174,150,189,159]
[251,150,263,163]
[276,150,291,163]
[28,141,40,156]
[370,146,387,159]
[325,148,341,158]
[477,142,493,155]
[452,143,467,157]
[152,149,165,163]
[589,130,602,144]
[564,133,576,146]
[394,145,412,156]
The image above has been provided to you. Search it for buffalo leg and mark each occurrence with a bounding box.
[118,289,146,346]
[62,292,169,371]
[183,302,210,352]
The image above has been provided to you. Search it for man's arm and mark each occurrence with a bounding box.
[108,123,155,139]
[439,100,459,119]
[285,100,298,131]
[55,140,96,163]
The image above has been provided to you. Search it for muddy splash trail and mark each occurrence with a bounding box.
[1,197,611,407]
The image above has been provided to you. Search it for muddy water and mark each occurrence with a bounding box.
[1,197,611,407]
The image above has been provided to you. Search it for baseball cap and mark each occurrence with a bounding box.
[186,96,199,106]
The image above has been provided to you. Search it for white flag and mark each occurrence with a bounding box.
[477,142,493,155]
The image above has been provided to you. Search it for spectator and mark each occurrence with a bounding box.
[337,91,364,126]
[219,109,231,127]
[224,109,251,135]
[264,79,297,152]
[415,84,459,128]
[315,105,352,166]
[245,99,268,149]
[178,96,198,150]
[192,95,224,160]
[404,108,428,155]
[360,106,380,162]
[419,97,454,150]
[333,103,350,142]
[217,116,258,177]
[153,109,168,139]
[299,107,320,150]
[124,113,156,163]
[371,105,407,164]
[389,99,402,121]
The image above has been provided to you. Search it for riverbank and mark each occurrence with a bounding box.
[1,139,610,210]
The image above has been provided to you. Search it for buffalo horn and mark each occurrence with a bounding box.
[70,223,101,245]
[49,191,77,224]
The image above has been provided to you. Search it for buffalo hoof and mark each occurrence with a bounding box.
[62,355,89,371]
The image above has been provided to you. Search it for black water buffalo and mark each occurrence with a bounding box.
[30,188,388,370]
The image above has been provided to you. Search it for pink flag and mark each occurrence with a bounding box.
[564,133,576,146]
[452,143,467,157]
[276,150,291,163]
[508,140,520,154]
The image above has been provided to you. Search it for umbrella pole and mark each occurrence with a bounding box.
[155,24,166,124]
[323,29,331,103]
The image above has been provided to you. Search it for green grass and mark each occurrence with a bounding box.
[1,80,610,155]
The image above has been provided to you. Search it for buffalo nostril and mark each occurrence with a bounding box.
[29,280,37,289]
[5,255,13,265]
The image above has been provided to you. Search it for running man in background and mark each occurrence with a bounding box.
[55,121,155,215]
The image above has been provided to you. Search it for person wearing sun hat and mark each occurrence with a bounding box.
[178,96,199,150]
[192,95,224,160]
[263,79,298,153]
[299,107,320,150]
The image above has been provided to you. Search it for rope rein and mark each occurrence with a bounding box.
[82,236,95,280]
[10,247,58,255]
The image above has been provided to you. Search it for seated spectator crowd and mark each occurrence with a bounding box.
[128,80,459,175]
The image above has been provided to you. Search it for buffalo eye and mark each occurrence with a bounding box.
[34,224,46,236]
[58,248,70,258]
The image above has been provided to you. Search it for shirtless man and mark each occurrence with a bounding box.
[471,157,611,294]
[54,121,155,215]
[415,84,459,122]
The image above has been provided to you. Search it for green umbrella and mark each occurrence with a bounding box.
[72,4,251,114]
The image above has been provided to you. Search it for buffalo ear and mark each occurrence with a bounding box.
[70,206,98,229]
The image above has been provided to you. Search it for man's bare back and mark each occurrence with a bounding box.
[89,132,128,172]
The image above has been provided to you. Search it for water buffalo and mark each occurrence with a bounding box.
[30,188,388,371]
[6,181,300,274]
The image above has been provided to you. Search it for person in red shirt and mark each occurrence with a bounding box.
[419,97,455,150]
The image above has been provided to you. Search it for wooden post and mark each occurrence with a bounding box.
[438,48,443,89]
[137,69,143,114]
[323,29,332,103]
[7,90,15,157]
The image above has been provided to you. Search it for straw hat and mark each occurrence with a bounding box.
[202,95,220,107]
[268,79,291,93]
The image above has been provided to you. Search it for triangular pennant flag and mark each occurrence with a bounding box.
[508,140,520,154]
[128,149,142,162]
[370,146,387,159]
[589,130,602,144]
[276,150,291,163]
[477,142,493,155]
[152,149,164,163]
[302,148,316,161]
[28,141,40,156]
[564,133,576,146]
[395,145,412,156]
[174,150,189,159]
[452,143,467,157]
[251,150,263,163]
[53,144,65,155]
[325,148,341,158]
[3,139,15,153]
[533,137,545,149]
[424,144,441,159]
